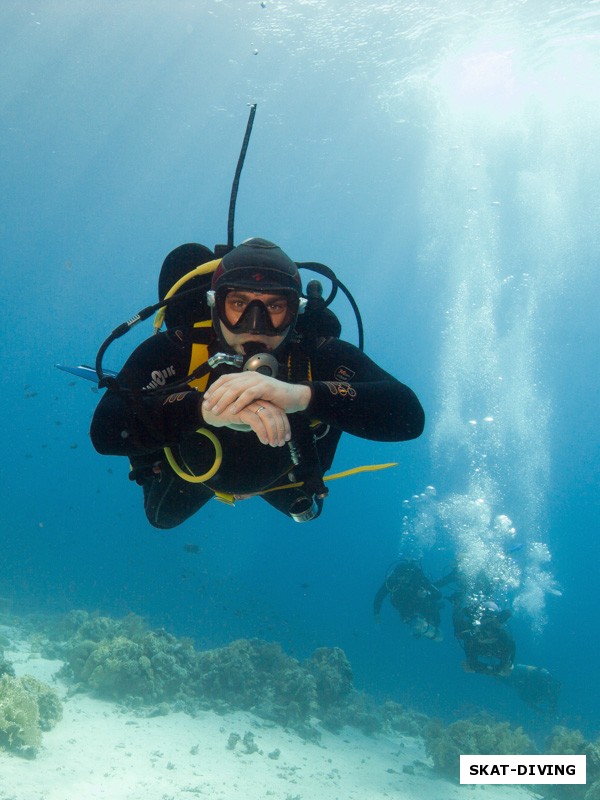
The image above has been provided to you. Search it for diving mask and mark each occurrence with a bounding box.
[207,287,305,337]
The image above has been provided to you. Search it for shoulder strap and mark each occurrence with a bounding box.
[187,320,213,391]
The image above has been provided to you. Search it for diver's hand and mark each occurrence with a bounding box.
[203,372,312,416]
[200,398,291,447]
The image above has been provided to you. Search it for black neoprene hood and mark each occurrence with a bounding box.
[211,237,302,293]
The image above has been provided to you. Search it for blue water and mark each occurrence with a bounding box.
[2,0,598,747]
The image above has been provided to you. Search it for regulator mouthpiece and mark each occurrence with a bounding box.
[242,347,279,377]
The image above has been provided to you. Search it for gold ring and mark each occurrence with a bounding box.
[255,406,265,414]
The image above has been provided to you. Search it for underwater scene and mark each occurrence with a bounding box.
[1,1,599,798]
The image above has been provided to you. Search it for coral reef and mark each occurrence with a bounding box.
[305,647,353,709]
[30,610,456,739]
[193,638,317,727]
[424,713,535,781]
[0,673,61,757]
[40,615,317,731]
[18,675,63,731]
[585,784,600,800]
[60,623,196,705]
[0,673,41,755]
[537,726,600,800]
[26,606,597,774]
[380,700,429,738]
[0,650,15,679]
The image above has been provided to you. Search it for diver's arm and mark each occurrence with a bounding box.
[202,372,311,416]
[202,339,424,442]
[90,388,201,455]
[90,333,202,456]
[200,396,291,448]
[306,339,425,441]
[373,581,390,618]
[434,567,459,589]
[91,331,293,454]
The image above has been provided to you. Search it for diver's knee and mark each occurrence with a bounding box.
[145,510,180,530]
[144,500,184,529]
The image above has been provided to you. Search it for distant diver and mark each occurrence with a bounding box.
[504,663,560,714]
[374,560,443,640]
[452,595,515,677]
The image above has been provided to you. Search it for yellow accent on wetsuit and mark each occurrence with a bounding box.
[187,320,213,392]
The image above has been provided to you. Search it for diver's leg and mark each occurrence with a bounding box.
[141,462,213,529]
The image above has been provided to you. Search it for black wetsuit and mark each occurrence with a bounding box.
[453,605,516,676]
[373,561,442,637]
[90,326,424,528]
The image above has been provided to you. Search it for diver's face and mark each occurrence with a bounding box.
[219,290,288,354]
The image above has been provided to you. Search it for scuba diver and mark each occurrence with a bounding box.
[373,560,443,640]
[90,237,425,528]
[452,595,516,677]
[504,663,560,715]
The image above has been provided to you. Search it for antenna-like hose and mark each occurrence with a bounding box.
[226,103,257,250]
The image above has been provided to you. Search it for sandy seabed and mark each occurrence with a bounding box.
[1,632,537,800]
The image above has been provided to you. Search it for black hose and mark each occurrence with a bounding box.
[95,287,205,386]
[298,262,364,351]
[227,104,257,250]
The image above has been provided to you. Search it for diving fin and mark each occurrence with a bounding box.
[55,364,117,383]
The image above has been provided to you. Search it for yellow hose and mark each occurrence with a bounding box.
[261,461,399,494]
[154,258,222,333]
[164,427,223,483]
